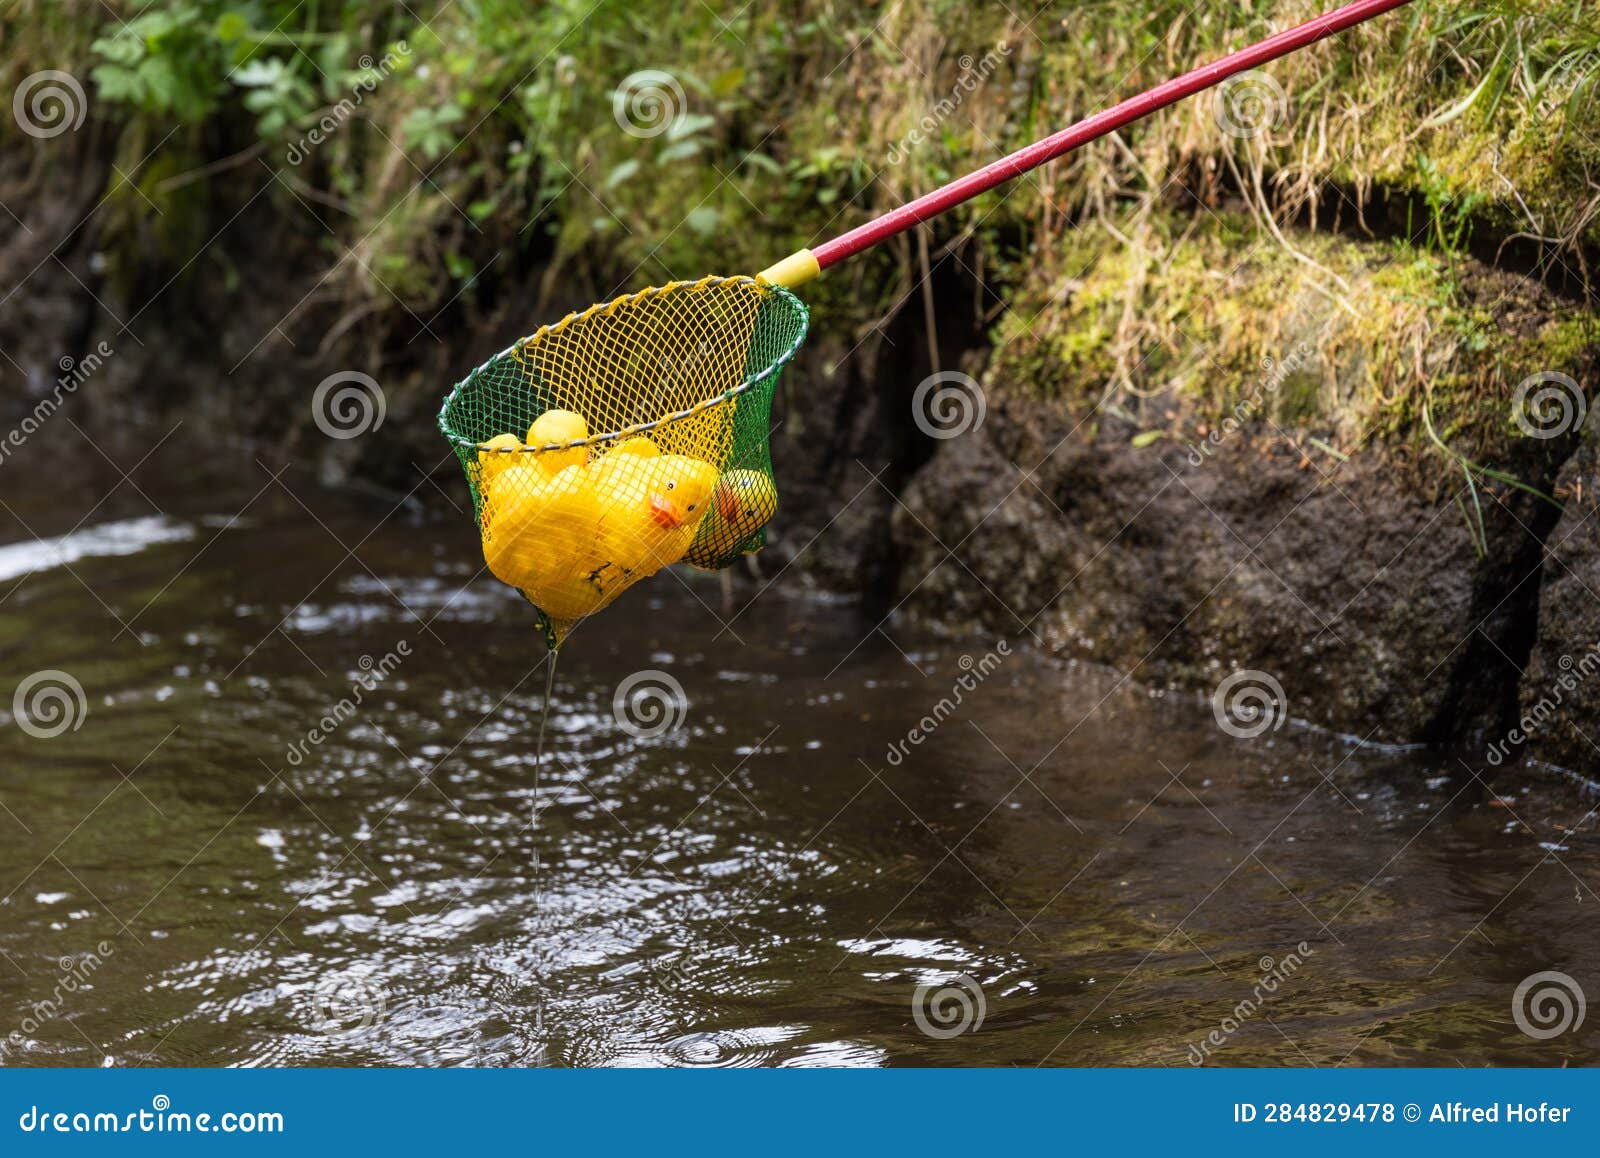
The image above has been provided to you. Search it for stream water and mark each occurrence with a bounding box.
[1,439,1597,1068]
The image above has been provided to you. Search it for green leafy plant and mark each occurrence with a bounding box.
[232,57,317,138]
[1412,155,1489,255]
[1421,400,1560,557]
[88,1,367,139]
[89,5,226,119]
[399,102,466,161]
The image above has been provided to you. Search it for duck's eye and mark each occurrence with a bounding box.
[666,480,677,490]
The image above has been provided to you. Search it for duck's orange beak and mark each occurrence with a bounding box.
[715,480,741,521]
[649,494,685,529]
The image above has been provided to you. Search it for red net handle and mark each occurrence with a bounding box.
[758,0,1415,287]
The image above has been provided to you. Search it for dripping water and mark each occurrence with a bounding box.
[532,647,558,829]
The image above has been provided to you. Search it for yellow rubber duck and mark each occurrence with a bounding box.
[480,462,558,534]
[603,435,660,460]
[714,469,779,535]
[526,409,590,474]
[476,432,525,489]
[477,432,717,626]
[483,463,618,621]
[593,453,719,576]
[589,436,661,484]
[685,468,779,568]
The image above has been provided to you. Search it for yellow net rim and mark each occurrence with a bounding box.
[436,274,809,455]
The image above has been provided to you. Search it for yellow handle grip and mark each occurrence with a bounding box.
[756,249,820,289]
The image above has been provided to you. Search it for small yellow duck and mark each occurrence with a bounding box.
[589,436,661,484]
[525,409,590,474]
[476,415,718,624]
[685,468,779,568]
[593,453,719,576]
[476,432,525,489]
[483,463,616,621]
[714,469,778,536]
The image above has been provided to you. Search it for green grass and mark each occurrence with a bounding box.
[6,1,1595,288]
[990,205,1597,459]
[2,0,1595,462]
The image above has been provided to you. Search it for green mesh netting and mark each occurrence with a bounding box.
[437,275,809,648]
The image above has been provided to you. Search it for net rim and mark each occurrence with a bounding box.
[435,274,809,454]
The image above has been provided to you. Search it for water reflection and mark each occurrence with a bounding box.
[0,475,1597,1068]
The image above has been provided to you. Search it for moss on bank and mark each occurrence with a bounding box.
[989,207,1599,466]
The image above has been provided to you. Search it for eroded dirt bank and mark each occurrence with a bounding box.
[756,239,1599,781]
